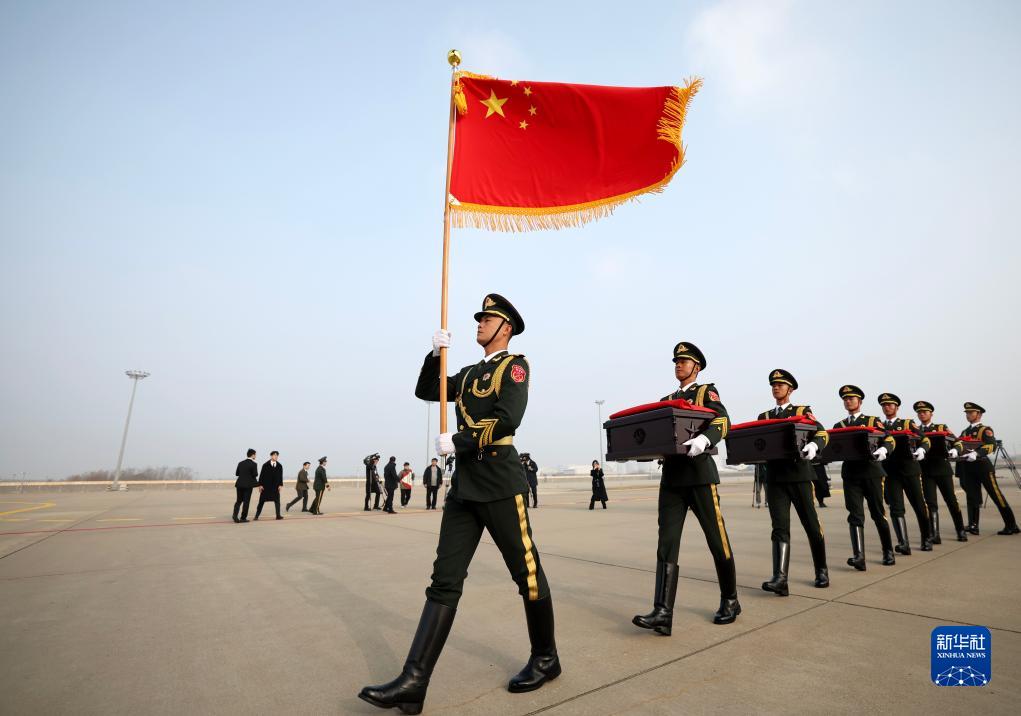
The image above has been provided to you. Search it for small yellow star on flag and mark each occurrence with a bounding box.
[480,90,509,118]
[523,86,533,96]
[510,80,519,86]
[528,105,537,116]
[519,120,529,130]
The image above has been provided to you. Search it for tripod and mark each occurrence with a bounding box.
[984,440,1020,507]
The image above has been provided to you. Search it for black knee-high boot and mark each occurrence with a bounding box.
[358,601,455,715]
[508,596,561,693]
[847,525,866,571]
[632,561,679,636]
[761,541,790,596]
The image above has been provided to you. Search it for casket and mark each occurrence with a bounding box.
[887,429,919,455]
[603,399,717,462]
[817,426,884,463]
[724,416,818,466]
[921,430,955,459]
[952,437,982,461]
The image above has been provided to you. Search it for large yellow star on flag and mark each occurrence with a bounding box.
[480,89,509,118]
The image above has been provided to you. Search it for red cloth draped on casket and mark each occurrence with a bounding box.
[609,399,716,420]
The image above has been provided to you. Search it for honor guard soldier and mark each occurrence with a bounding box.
[834,386,897,570]
[758,369,830,595]
[953,403,1019,535]
[359,294,559,715]
[632,341,739,635]
[913,401,968,542]
[877,393,933,553]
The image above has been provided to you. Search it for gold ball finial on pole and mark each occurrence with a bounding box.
[447,49,462,68]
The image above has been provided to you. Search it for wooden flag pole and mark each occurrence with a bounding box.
[438,50,461,435]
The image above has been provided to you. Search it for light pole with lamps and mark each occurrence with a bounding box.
[112,370,150,491]
[595,400,606,464]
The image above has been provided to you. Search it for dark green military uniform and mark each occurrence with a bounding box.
[359,294,559,714]
[633,341,739,630]
[954,402,1018,535]
[834,385,896,568]
[914,400,967,542]
[414,296,548,608]
[756,369,829,592]
[877,393,932,553]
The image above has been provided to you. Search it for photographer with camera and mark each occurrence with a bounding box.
[363,453,382,511]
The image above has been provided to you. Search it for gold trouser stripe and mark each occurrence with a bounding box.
[989,473,1007,507]
[514,494,539,600]
[919,477,929,517]
[710,484,732,560]
[810,484,824,536]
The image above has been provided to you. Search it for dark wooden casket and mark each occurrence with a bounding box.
[951,437,982,461]
[887,429,919,455]
[725,417,818,465]
[921,430,955,459]
[816,426,884,463]
[604,400,717,462]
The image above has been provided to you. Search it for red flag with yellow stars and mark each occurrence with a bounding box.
[449,72,701,232]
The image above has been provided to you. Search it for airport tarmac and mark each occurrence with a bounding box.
[1,477,1018,714]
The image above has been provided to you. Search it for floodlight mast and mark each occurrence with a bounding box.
[112,370,150,491]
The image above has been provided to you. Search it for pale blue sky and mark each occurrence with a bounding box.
[2,0,1019,479]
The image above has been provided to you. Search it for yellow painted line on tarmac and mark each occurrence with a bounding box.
[37,519,73,523]
[96,518,142,522]
[0,501,55,517]
[0,518,30,522]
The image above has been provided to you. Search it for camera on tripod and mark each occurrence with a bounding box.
[363,453,380,466]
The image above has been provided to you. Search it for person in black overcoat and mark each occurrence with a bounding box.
[233,449,259,523]
[383,456,399,514]
[589,460,608,510]
[255,451,284,520]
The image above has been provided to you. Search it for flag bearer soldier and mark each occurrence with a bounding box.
[913,401,968,542]
[877,393,933,553]
[757,369,830,595]
[632,342,739,636]
[953,402,1019,535]
[834,386,897,570]
[359,294,559,714]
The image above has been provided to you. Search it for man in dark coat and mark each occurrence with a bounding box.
[364,454,382,511]
[383,456,399,514]
[590,460,608,509]
[310,457,329,515]
[255,451,284,520]
[423,458,443,509]
[233,448,259,523]
[287,461,311,512]
[521,453,539,507]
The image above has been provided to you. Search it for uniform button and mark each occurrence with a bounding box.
[491,451,497,457]
[459,425,464,430]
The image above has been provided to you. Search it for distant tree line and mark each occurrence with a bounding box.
[65,467,195,482]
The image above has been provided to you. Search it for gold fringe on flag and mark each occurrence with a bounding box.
[451,76,702,233]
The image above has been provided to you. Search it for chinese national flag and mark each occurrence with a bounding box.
[450,73,701,232]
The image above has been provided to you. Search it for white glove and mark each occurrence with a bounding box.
[802,442,819,461]
[435,433,455,455]
[431,329,451,357]
[872,446,888,460]
[682,434,711,457]
[948,448,959,459]
[965,451,978,462]
[913,448,926,461]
